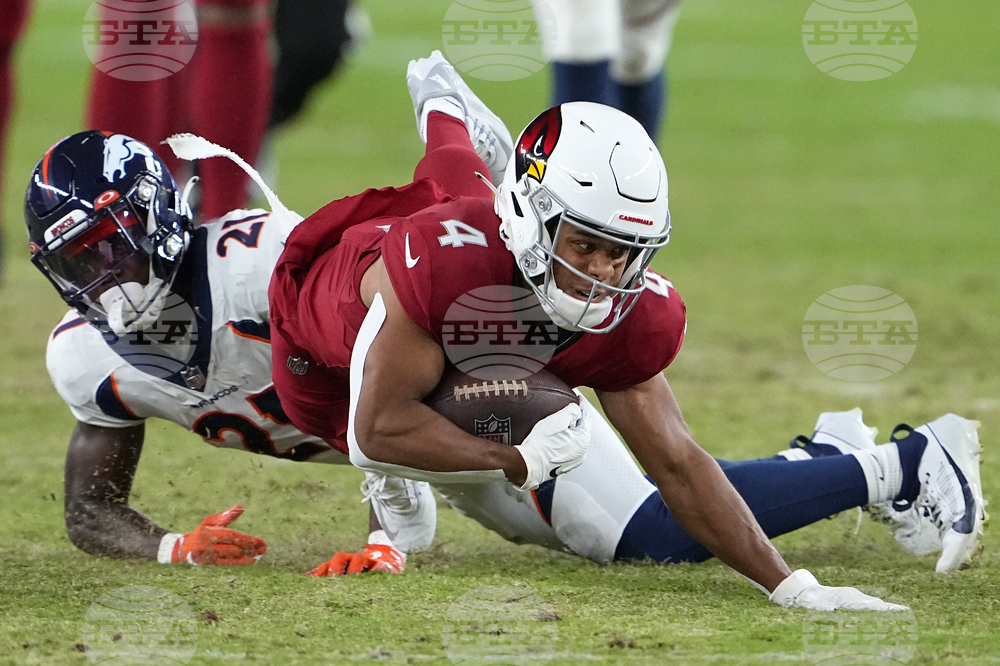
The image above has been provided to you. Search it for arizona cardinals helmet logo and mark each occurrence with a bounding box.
[515,107,562,184]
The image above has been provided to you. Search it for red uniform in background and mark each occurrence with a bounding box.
[86,0,272,219]
[0,0,32,280]
[268,114,686,452]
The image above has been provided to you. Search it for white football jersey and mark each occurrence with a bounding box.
[47,208,348,464]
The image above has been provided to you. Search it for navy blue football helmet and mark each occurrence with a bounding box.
[24,131,194,332]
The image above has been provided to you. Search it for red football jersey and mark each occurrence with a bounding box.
[382,196,687,392]
[269,179,687,447]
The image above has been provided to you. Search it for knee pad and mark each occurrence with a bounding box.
[535,0,619,63]
[612,0,681,83]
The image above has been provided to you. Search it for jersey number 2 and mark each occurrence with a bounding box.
[217,219,265,257]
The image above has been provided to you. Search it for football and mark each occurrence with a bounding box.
[424,365,579,446]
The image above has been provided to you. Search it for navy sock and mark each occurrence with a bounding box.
[614,455,869,563]
[615,68,666,142]
[551,60,617,107]
[891,425,928,506]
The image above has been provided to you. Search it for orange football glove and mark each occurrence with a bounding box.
[305,543,406,576]
[158,505,267,565]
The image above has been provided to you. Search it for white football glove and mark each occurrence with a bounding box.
[514,402,590,491]
[769,569,909,611]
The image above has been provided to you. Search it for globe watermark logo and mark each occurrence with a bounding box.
[802,286,917,382]
[442,0,556,81]
[84,290,203,387]
[443,584,558,665]
[803,589,917,666]
[81,585,198,665]
[442,285,562,380]
[84,0,198,82]
[803,0,917,81]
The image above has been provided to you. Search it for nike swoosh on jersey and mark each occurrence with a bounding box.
[405,233,420,268]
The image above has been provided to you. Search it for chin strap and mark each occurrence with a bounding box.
[541,280,613,331]
[163,133,290,217]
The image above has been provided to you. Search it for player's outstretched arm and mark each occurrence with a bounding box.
[352,263,530,486]
[597,374,906,611]
[64,422,267,565]
[64,422,167,559]
[596,375,792,592]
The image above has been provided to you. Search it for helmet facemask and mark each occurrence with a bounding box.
[506,180,670,333]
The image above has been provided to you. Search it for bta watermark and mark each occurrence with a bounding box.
[81,585,198,665]
[802,0,917,81]
[84,290,202,387]
[802,285,917,381]
[803,589,917,666]
[442,285,562,380]
[443,584,558,666]
[83,0,198,82]
[442,0,556,81]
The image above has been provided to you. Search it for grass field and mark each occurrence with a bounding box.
[1,0,999,663]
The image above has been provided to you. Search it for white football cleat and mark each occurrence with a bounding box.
[406,50,514,185]
[361,471,437,553]
[775,409,944,557]
[776,408,878,460]
[908,414,987,573]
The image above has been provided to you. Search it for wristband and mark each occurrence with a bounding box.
[157,533,184,564]
[769,569,819,608]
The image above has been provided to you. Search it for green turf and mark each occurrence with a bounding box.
[1,0,998,663]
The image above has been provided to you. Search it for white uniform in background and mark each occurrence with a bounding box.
[538,0,682,85]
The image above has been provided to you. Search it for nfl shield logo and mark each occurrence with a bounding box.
[475,414,512,445]
[286,356,309,376]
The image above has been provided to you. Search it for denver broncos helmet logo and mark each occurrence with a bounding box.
[102,134,160,182]
[515,107,562,184]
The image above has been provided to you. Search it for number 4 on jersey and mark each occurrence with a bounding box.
[644,271,673,298]
[437,220,488,248]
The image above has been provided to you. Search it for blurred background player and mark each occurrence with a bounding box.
[0,0,32,282]
[86,0,272,221]
[268,0,357,132]
[533,0,681,142]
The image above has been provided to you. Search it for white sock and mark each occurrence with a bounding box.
[418,96,464,142]
[849,443,903,505]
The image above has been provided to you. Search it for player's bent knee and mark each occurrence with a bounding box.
[613,0,681,83]
[538,0,618,62]
[550,479,625,563]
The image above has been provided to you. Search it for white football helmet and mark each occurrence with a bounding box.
[495,102,671,333]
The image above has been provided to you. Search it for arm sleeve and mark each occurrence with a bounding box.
[381,199,509,340]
